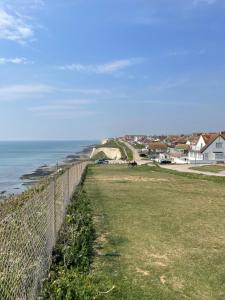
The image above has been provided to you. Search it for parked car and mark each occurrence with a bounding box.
[95,159,109,164]
[159,159,172,164]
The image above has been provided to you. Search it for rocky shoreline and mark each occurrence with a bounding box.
[20,144,94,183]
[0,144,95,199]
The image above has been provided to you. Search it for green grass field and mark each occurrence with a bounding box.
[190,164,225,174]
[85,164,225,300]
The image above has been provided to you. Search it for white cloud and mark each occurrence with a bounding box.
[0,83,113,101]
[0,0,45,43]
[0,57,31,65]
[29,99,97,118]
[33,110,97,118]
[60,88,111,95]
[29,100,91,112]
[0,84,52,100]
[0,8,33,42]
[4,0,45,10]
[59,58,144,75]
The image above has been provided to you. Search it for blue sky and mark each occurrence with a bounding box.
[0,0,225,140]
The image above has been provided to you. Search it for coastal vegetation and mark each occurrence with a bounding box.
[41,170,114,299]
[0,162,88,300]
[0,167,68,220]
[133,142,146,149]
[41,189,96,299]
[0,179,50,220]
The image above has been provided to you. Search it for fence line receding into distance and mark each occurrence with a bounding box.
[0,162,87,300]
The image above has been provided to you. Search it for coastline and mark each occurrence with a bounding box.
[0,142,96,199]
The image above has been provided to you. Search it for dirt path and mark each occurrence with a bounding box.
[161,164,225,177]
[119,140,152,165]
[119,140,140,161]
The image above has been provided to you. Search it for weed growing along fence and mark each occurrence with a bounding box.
[0,162,87,300]
[41,189,97,299]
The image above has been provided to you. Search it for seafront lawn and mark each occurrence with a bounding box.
[85,164,225,300]
[190,164,225,174]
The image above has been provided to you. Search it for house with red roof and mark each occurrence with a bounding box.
[188,133,217,162]
[200,133,225,163]
[148,142,168,159]
[188,132,225,163]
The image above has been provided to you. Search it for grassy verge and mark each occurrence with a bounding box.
[117,140,133,160]
[41,169,115,300]
[190,164,225,174]
[41,178,96,299]
[84,164,225,300]
[133,142,145,149]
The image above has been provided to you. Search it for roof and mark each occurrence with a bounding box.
[148,142,168,150]
[201,133,225,153]
[175,138,187,144]
[201,133,217,144]
[188,135,201,144]
[175,144,190,150]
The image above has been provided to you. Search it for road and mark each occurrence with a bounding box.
[119,140,152,165]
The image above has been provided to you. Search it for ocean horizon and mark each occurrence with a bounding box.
[0,140,97,194]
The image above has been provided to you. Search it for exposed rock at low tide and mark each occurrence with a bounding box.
[20,166,56,180]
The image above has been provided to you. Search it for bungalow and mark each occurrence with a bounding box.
[148,142,168,159]
[201,133,225,163]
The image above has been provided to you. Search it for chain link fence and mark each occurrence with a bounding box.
[0,162,87,300]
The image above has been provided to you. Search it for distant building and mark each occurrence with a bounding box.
[124,135,147,142]
[175,144,190,155]
[148,142,168,159]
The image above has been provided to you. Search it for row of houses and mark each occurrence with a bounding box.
[121,132,225,164]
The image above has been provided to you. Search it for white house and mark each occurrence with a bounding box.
[188,133,216,163]
[201,133,225,163]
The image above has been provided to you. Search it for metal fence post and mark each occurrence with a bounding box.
[52,176,57,244]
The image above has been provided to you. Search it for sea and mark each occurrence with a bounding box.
[0,140,97,194]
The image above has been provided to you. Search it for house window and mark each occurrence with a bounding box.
[204,153,209,160]
[215,153,224,160]
[216,142,223,149]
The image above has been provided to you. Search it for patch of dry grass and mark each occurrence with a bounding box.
[190,164,225,173]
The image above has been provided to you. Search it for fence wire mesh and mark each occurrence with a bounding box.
[0,162,87,300]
